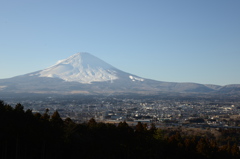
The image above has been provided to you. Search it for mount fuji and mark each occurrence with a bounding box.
[0,52,239,95]
[36,53,120,84]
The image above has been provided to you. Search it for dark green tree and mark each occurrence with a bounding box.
[135,122,144,133]
[14,103,24,113]
[88,118,97,128]
[51,110,63,126]
[41,108,50,120]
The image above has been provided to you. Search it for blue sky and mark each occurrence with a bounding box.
[0,0,240,85]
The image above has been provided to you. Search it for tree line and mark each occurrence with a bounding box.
[0,100,239,159]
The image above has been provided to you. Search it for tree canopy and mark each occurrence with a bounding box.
[0,100,239,159]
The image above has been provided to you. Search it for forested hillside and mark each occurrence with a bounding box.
[0,101,239,159]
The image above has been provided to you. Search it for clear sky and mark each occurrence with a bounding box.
[1,0,240,86]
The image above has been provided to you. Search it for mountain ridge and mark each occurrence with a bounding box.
[0,52,239,95]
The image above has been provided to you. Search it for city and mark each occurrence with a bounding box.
[3,93,240,129]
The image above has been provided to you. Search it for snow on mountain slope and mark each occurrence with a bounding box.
[36,53,119,84]
[1,52,232,95]
[129,75,144,82]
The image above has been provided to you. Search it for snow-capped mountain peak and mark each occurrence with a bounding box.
[1,52,238,95]
[37,52,119,83]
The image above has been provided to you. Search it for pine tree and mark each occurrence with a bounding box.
[14,103,24,113]
[41,109,50,120]
[135,122,144,133]
[51,110,63,126]
[88,118,97,128]
[149,123,157,133]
